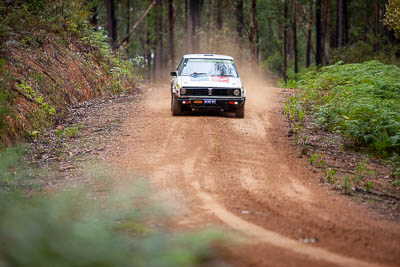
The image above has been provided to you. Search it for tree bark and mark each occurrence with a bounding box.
[105,0,117,45]
[207,0,211,49]
[235,0,244,39]
[143,20,150,80]
[343,0,348,45]
[126,0,130,43]
[329,0,338,49]
[168,0,175,69]
[115,0,156,49]
[216,0,223,31]
[249,0,257,64]
[283,0,288,83]
[154,0,163,82]
[338,0,348,47]
[374,0,379,52]
[316,0,322,66]
[192,0,204,52]
[90,5,98,26]
[322,0,329,65]
[292,0,298,73]
[306,1,313,67]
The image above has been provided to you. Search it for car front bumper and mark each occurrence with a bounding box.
[176,97,246,111]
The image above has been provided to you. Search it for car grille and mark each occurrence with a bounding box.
[183,88,239,97]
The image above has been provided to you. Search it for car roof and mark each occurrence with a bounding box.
[183,54,234,60]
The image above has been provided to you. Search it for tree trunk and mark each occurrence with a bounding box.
[168,0,175,69]
[306,1,313,67]
[283,0,288,83]
[292,0,298,73]
[216,0,223,31]
[374,0,379,52]
[105,0,117,45]
[126,0,130,43]
[338,0,348,47]
[235,0,244,39]
[343,0,348,45]
[249,0,257,64]
[337,0,343,46]
[322,0,329,65]
[329,0,338,49]
[143,20,150,80]
[316,0,322,66]
[186,0,204,53]
[186,0,193,52]
[115,0,156,49]
[207,0,211,49]
[155,0,163,82]
[192,0,204,52]
[90,5,98,26]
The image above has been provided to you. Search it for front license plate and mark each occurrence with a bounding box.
[204,99,216,105]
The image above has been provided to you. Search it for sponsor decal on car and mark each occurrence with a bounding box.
[210,76,230,83]
[190,76,210,81]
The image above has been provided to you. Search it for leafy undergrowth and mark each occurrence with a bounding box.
[0,148,225,266]
[284,60,400,219]
[0,0,142,148]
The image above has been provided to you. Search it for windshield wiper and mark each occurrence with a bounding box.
[217,74,236,77]
[190,72,207,76]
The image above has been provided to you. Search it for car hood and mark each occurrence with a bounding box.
[177,76,242,88]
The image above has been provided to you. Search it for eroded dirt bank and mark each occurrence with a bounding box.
[106,77,400,267]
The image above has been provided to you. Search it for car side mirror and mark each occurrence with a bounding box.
[170,71,177,77]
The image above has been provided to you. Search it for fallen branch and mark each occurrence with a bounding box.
[114,0,156,49]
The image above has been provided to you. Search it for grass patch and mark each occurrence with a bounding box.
[286,60,400,163]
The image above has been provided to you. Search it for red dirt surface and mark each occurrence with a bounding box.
[108,76,400,267]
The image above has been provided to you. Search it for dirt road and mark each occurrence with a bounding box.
[109,77,400,266]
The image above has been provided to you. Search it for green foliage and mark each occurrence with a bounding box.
[330,41,399,65]
[0,150,224,266]
[56,126,80,139]
[0,1,142,147]
[343,175,352,195]
[365,181,372,193]
[0,88,10,131]
[384,0,400,38]
[309,153,318,164]
[0,188,222,267]
[263,53,283,76]
[284,96,305,122]
[392,178,400,187]
[83,29,143,91]
[353,161,376,185]
[291,61,400,159]
[0,0,92,45]
[0,146,37,190]
[325,168,337,184]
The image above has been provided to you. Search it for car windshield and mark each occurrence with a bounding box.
[179,58,238,77]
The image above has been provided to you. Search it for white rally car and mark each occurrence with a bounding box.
[170,54,246,118]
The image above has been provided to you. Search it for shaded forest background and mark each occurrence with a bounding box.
[97,0,400,81]
[0,0,399,146]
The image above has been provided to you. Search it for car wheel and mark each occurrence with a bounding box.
[172,95,182,116]
[235,104,245,118]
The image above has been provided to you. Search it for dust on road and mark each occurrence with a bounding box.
[108,75,400,267]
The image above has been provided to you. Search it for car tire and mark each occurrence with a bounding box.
[235,104,245,118]
[172,95,182,116]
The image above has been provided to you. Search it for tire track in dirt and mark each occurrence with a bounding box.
[108,79,400,266]
[194,185,380,267]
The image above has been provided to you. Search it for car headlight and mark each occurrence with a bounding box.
[233,89,240,96]
[181,88,187,95]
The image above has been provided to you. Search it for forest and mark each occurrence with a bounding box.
[93,0,400,81]
[0,0,400,266]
